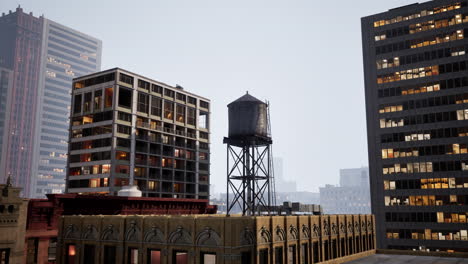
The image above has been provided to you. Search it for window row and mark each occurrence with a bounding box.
[67,178,109,188]
[135,118,199,137]
[383,160,468,174]
[375,29,465,55]
[384,177,468,190]
[382,143,468,159]
[74,72,115,89]
[385,211,468,224]
[118,88,207,127]
[68,164,111,176]
[70,138,112,151]
[382,162,433,174]
[377,46,466,70]
[379,109,468,129]
[386,228,468,241]
[66,245,225,264]
[72,111,113,126]
[384,194,468,206]
[381,126,468,143]
[373,3,463,27]
[375,13,468,41]
[69,151,111,163]
[377,75,468,98]
[73,87,113,114]
[378,59,468,84]
[379,92,468,114]
[377,65,439,84]
[71,125,112,138]
[385,212,433,223]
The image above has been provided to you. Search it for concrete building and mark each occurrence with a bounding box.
[319,168,371,215]
[57,214,375,264]
[67,68,210,199]
[0,177,28,264]
[362,0,468,252]
[0,6,102,198]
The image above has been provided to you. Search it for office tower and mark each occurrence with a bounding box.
[274,157,297,193]
[339,167,369,187]
[66,68,210,199]
[319,167,371,214]
[362,1,468,252]
[0,7,102,197]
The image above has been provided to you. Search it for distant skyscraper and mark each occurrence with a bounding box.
[339,167,369,187]
[0,6,102,197]
[274,157,297,193]
[363,1,468,252]
[320,167,371,214]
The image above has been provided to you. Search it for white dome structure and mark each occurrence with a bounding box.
[117,185,142,197]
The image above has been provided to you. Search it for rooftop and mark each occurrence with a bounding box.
[345,254,468,264]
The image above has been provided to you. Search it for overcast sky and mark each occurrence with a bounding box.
[3,0,419,193]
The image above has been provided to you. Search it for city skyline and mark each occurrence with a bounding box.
[1,0,418,194]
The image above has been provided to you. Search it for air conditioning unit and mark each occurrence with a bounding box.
[83,169,90,175]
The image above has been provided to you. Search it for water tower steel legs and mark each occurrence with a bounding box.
[226,142,273,216]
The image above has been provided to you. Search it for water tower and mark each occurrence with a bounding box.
[224,92,276,215]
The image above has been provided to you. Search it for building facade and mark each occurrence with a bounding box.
[0,6,102,198]
[362,0,468,252]
[57,214,375,264]
[0,178,28,264]
[66,68,210,199]
[319,168,371,215]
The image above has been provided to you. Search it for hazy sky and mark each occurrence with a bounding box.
[3,0,418,193]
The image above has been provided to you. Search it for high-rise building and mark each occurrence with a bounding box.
[339,167,369,187]
[274,157,297,193]
[362,1,468,252]
[319,167,371,214]
[66,68,210,199]
[0,7,102,197]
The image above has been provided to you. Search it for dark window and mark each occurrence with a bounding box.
[73,94,82,114]
[83,245,95,264]
[176,93,186,102]
[120,73,133,85]
[118,87,132,108]
[164,89,175,98]
[151,84,163,93]
[138,79,150,90]
[138,92,149,113]
[241,252,252,264]
[103,246,116,264]
[187,96,196,105]
[259,249,268,264]
[151,96,162,117]
[275,247,283,264]
[200,100,209,109]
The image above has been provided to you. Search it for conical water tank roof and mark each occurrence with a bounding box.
[227,92,269,139]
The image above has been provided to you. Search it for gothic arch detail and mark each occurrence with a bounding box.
[82,224,98,240]
[125,220,140,242]
[101,224,119,241]
[196,227,221,246]
[144,225,164,243]
[168,226,192,245]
